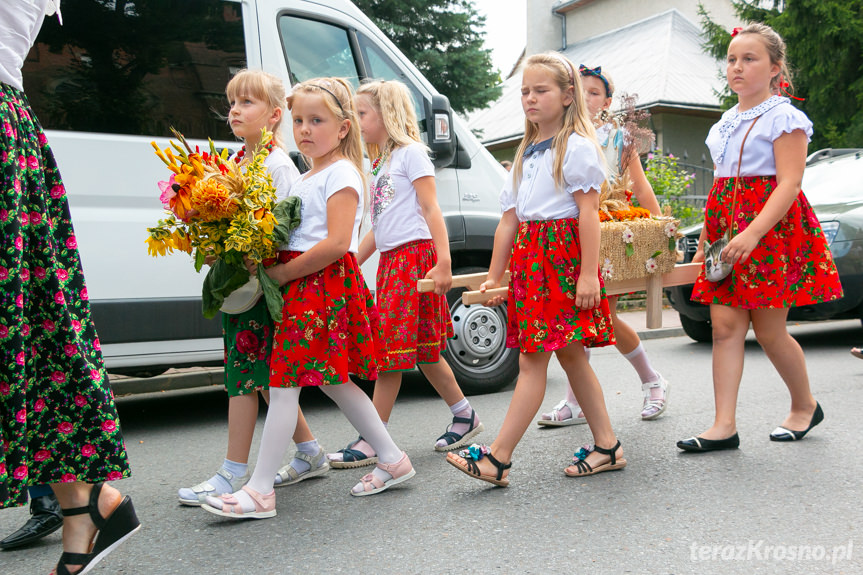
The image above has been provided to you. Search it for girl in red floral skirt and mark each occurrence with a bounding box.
[326,80,483,469]
[447,53,625,487]
[678,24,842,452]
[178,70,328,508]
[203,78,413,520]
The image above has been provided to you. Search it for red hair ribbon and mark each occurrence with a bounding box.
[780,80,805,101]
[731,27,743,37]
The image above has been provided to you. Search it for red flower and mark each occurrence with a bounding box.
[61,473,78,483]
[81,444,96,457]
[101,419,117,433]
[34,449,50,461]
[235,330,259,355]
[58,422,74,434]
[107,471,124,481]
[13,466,28,480]
[34,398,45,412]
[298,370,324,387]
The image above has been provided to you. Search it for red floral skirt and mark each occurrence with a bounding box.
[506,219,615,353]
[692,176,843,308]
[376,239,454,371]
[269,252,381,386]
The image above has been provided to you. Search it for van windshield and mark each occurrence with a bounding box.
[23,0,246,140]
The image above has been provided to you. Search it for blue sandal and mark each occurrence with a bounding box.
[434,409,485,452]
[328,436,378,469]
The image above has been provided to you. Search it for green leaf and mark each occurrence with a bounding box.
[272,197,303,245]
[625,243,635,257]
[258,266,284,323]
[669,237,677,252]
[651,250,663,258]
[194,249,206,273]
[201,259,251,319]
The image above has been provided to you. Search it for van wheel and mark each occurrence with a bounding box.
[679,314,712,343]
[442,267,519,394]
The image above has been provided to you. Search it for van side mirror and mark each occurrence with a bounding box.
[426,94,456,168]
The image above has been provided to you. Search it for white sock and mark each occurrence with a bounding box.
[623,343,659,384]
[449,398,470,415]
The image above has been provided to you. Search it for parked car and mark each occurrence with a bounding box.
[667,149,863,342]
[24,0,517,393]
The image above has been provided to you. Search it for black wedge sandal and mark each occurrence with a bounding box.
[564,440,627,477]
[55,483,141,575]
[446,444,512,487]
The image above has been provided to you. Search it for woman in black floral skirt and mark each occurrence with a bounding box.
[1,2,140,573]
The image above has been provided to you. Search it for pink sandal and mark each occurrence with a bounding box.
[201,485,276,519]
[350,452,416,497]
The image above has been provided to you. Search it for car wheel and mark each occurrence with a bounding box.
[442,267,519,394]
[679,314,712,343]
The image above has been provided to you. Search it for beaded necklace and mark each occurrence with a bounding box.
[234,139,275,163]
[371,151,388,176]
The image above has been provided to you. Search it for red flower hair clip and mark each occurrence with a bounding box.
[779,79,805,101]
[731,27,743,37]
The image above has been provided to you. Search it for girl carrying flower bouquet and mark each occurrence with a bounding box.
[202,77,414,520]
[176,70,329,507]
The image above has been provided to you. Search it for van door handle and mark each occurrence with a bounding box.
[462,192,480,202]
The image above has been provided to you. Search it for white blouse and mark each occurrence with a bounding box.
[706,98,813,178]
[500,133,606,222]
[285,160,364,253]
[0,0,52,91]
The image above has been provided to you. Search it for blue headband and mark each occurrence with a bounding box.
[579,65,612,97]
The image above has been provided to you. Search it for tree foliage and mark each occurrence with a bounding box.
[352,0,502,113]
[699,0,863,149]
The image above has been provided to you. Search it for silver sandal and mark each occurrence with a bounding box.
[274,447,330,487]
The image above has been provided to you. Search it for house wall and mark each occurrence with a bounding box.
[527,0,739,54]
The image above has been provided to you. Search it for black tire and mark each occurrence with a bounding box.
[442,266,520,394]
[680,313,713,343]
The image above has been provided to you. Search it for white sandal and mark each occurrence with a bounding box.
[537,399,587,427]
[274,448,330,487]
[641,376,670,420]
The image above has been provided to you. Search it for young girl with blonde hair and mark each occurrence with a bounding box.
[678,23,841,451]
[177,70,328,507]
[326,80,483,468]
[203,78,413,519]
[448,53,625,486]
[539,64,670,426]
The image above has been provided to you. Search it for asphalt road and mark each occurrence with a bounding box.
[2,320,862,575]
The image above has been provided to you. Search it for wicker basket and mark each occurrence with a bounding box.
[599,217,680,282]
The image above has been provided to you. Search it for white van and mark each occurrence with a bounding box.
[23,0,517,393]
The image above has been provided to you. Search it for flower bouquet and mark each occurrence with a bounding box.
[598,94,680,281]
[145,128,301,322]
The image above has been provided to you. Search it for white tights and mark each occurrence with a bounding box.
[247,382,402,495]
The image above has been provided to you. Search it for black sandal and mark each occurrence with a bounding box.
[434,409,486,452]
[564,440,627,477]
[55,483,140,575]
[446,445,512,487]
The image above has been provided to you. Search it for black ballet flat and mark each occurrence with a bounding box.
[55,483,141,575]
[676,433,740,452]
[770,402,824,442]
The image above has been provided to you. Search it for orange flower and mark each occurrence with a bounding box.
[189,178,239,221]
[599,206,652,222]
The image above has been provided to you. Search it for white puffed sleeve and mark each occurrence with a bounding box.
[563,133,607,195]
[769,104,813,143]
[499,171,517,213]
